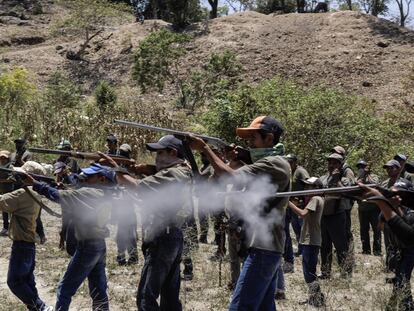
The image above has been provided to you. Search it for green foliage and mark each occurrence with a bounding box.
[43,72,81,109]
[95,80,117,113]
[132,30,191,93]
[0,68,38,145]
[202,77,414,175]
[167,0,204,29]
[178,50,243,112]
[255,0,296,13]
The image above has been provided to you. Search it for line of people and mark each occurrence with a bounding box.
[0,115,413,311]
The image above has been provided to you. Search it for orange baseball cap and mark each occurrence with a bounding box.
[236,116,284,139]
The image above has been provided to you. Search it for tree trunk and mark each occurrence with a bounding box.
[208,0,218,18]
[347,0,353,10]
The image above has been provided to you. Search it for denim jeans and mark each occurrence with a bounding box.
[7,241,45,311]
[358,207,381,254]
[116,211,138,262]
[55,239,108,311]
[302,245,320,284]
[229,248,281,311]
[2,211,9,230]
[275,265,285,293]
[137,227,183,311]
[284,209,302,263]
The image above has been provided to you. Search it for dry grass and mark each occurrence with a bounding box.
[0,206,410,310]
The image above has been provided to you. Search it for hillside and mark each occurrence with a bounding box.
[1,2,413,109]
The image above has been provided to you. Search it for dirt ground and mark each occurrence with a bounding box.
[0,203,407,311]
[1,2,413,110]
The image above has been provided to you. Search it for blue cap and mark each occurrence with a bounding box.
[81,163,116,183]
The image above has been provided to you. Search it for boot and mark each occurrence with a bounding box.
[182,258,193,281]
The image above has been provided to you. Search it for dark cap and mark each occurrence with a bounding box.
[236,116,284,139]
[57,139,72,151]
[383,159,401,169]
[80,163,116,183]
[327,153,344,162]
[106,134,118,143]
[356,160,368,168]
[53,161,67,175]
[146,135,184,158]
[285,154,298,162]
[14,138,26,144]
[394,153,408,162]
[331,146,346,156]
[405,160,414,174]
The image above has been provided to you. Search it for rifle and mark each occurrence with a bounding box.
[225,184,414,209]
[0,166,56,184]
[114,119,229,148]
[113,119,253,164]
[28,148,135,166]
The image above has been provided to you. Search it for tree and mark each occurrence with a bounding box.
[208,0,219,18]
[358,0,388,15]
[53,0,129,60]
[395,0,412,27]
[224,0,256,11]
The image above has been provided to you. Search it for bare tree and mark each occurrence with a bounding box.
[224,0,256,11]
[395,0,412,27]
[358,0,388,16]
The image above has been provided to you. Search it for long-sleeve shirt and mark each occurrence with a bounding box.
[33,182,111,241]
[388,215,414,247]
[0,187,41,243]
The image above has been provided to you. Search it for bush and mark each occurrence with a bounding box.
[95,80,117,113]
[201,77,413,175]
[132,30,191,93]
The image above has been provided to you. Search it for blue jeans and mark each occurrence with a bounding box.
[284,210,302,263]
[137,227,183,311]
[229,248,281,311]
[302,245,320,284]
[55,239,108,311]
[275,265,285,293]
[7,241,45,311]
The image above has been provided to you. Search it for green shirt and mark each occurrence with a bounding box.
[137,164,192,242]
[292,165,310,192]
[299,196,324,246]
[236,155,291,253]
[59,187,112,241]
[0,187,42,243]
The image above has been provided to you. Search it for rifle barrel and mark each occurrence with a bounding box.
[273,184,378,198]
[28,148,135,165]
[113,119,229,148]
[0,167,55,183]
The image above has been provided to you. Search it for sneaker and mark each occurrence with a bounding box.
[42,306,54,311]
[283,261,294,273]
[0,228,8,237]
[275,292,286,300]
[318,273,331,280]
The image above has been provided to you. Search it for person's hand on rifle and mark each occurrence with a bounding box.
[188,135,207,151]
[132,164,157,176]
[97,152,119,168]
[358,182,401,220]
[16,172,36,186]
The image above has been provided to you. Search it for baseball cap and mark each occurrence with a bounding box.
[106,134,118,143]
[146,135,184,158]
[236,116,284,139]
[394,153,408,162]
[81,163,116,183]
[356,160,368,168]
[331,146,346,156]
[53,161,67,175]
[301,177,323,188]
[57,140,72,150]
[14,138,26,144]
[285,154,298,162]
[119,144,132,154]
[327,153,344,162]
[405,160,414,174]
[383,159,401,169]
[0,150,10,159]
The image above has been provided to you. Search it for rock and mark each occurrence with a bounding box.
[55,45,64,51]
[362,81,372,87]
[10,36,45,46]
[0,39,11,47]
[66,50,81,61]
[2,58,10,63]
[377,41,389,48]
